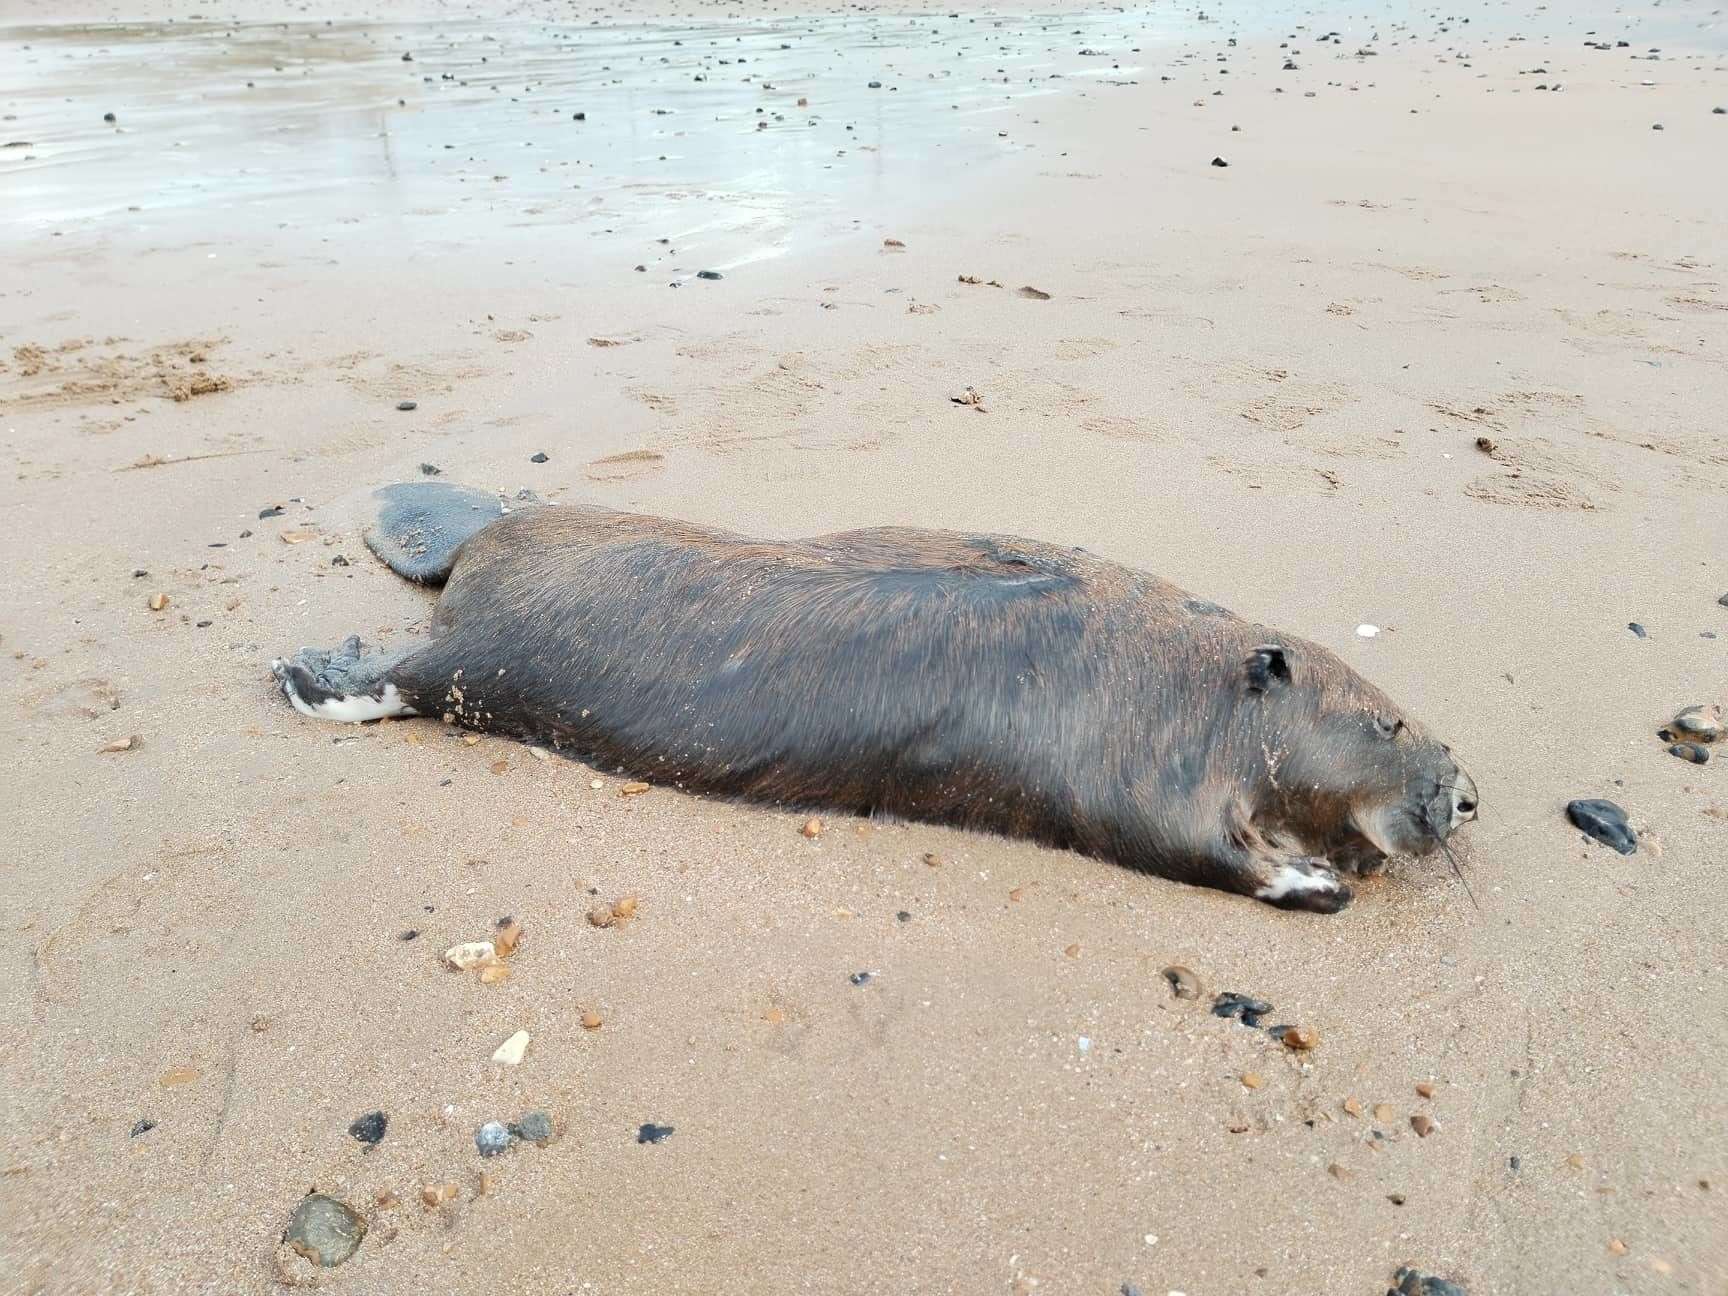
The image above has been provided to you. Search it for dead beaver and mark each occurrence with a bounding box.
[272,483,1478,913]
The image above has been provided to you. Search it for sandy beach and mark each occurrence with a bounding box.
[3,0,1726,1292]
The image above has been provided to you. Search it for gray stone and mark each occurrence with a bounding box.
[476,1119,512,1157]
[513,1110,555,1144]
[284,1194,365,1267]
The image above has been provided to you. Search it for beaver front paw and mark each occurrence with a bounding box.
[1254,858,1352,913]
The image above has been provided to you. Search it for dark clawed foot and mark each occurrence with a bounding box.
[1254,858,1353,914]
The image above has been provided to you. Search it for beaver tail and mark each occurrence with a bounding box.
[363,482,519,585]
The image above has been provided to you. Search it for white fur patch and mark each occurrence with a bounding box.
[276,667,416,723]
[1255,862,1342,903]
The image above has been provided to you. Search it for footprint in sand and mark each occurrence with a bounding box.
[585,450,665,481]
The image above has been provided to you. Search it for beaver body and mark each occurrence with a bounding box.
[274,484,1477,912]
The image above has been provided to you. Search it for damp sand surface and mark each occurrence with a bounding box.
[2,0,1727,1292]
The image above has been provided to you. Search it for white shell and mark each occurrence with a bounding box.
[492,1029,531,1066]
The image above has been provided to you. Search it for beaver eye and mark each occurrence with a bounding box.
[1373,715,1403,740]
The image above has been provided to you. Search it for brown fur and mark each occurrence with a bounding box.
[277,498,1477,912]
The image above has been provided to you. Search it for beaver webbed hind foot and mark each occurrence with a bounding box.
[1252,857,1353,914]
[271,635,416,722]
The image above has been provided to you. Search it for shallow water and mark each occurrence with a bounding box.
[0,11,1178,268]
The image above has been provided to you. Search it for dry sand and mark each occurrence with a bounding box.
[2,0,1726,1292]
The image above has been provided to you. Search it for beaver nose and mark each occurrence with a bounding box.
[1449,768,1479,829]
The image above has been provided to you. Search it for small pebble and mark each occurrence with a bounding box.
[1669,704,1722,743]
[1241,1071,1263,1089]
[637,1122,675,1144]
[1272,1024,1320,1051]
[147,593,169,611]
[284,1194,366,1267]
[104,112,117,123]
[1415,1082,1435,1099]
[1211,992,1272,1028]
[513,1110,555,1144]
[800,817,824,838]
[849,971,873,986]
[581,1010,603,1030]
[1210,156,1228,167]
[1669,743,1709,764]
[530,452,549,463]
[867,80,882,88]
[695,270,723,280]
[492,1029,531,1065]
[130,1118,155,1137]
[475,1120,512,1157]
[443,940,496,970]
[348,1111,388,1145]
[395,400,417,411]
[1565,798,1637,854]
[1627,622,1647,638]
[1410,1114,1437,1138]
[1390,1267,1466,1296]
[1161,965,1200,999]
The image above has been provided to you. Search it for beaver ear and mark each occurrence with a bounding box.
[1246,645,1292,692]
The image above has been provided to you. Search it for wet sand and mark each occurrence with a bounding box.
[3,1,1726,1293]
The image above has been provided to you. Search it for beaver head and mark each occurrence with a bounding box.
[1242,643,1478,873]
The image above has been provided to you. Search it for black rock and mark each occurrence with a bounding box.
[1669,743,1709,765]
[1210,156,1228,167]
[1211,991,1272,1028]
[418,462,441,475]
[1565,799,1637,854]
[849,971,873,985]
[1627,622,1647,638]
[696,269,723,280]
[1390,1267,1468,1296]
[868,80,883,88]
[1651,123,1664,131]
[1283,60,1298,70]
[1718,592,1728,606]
[130,1118,155,1137]
[348,1111,387,1144]
[331,555,349,567]
[401,52,413,62]
[396,399,417,411]
[573,111,586,120]
[258,505,285,519]
[104,112,117,123]
[399,928,418,940]
[1715,107,1726,115]
[637,1122,675,1144]
[530,451,549,463]
[895,910,911,922]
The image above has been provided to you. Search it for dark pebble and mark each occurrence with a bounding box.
[133,569,147,577]
[258,505,284,518]
[1565,798,1637,855]
[395,400,417,411]
[284,1194,366,1267]
[637,1122,675,1144]
[1212,991,1272,1028]
[195,619,212,628]
[418,462,441,475]
[895,910,912,922]
[347,1110,388,1145]
[130,1118,155,1137]
[1651,123,1664,131]
[868,80,883,88]
[512,1110,555,1144]
[696,269,723,280]
[849,971,873,985]
[238,530,252,538]
[1210,156,1229,167]
[1714,107,1726,115]
[530,452,549,463]
[1390,1266,1469,1296]
[1627,622,1647,638]
[399,929,418,940]
[573,111,586,120]
[1669,743,1709,765]
[1121,1285,1146,1296]
[104,112,117,123]
[401,52,413,61]
[331,555,349,567]
[1718,592,1728,606]
[1508,1155,1520,1171]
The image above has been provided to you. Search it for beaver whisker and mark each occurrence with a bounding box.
[1421,806,1479,911]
